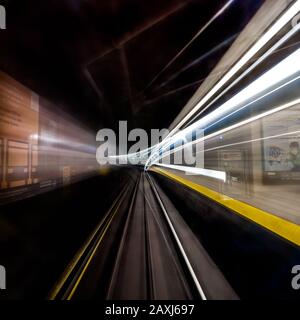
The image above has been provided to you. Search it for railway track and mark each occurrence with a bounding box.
[49,171,237,300]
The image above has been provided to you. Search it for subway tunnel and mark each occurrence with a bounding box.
[0,0,300,302]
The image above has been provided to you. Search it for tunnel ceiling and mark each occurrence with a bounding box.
[0,0,263,133]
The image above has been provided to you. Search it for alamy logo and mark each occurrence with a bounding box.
[0,5,6,29]
[0,265,6,290]
[96,121,204,166]
[291,265,300,290]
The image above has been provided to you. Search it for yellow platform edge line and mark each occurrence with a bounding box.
[150,167,300,247]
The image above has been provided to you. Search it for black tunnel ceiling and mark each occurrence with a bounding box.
[0,0,263,133]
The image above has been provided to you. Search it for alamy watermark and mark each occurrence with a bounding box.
[0,265,5,290]
[96,121,204,166]
[0,5,6,30]
[292,265,300,290]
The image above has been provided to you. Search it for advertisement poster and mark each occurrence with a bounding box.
[263,108,300,179]
[0,71,39,188]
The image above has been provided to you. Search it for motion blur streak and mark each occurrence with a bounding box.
[151,0,300,149]
[0,71,99,204]
[185,22,300,127]
[2,0,300,302]
[154,96,300,165]
[154,163,226,182]
[144,0,235,90]
[146,45,300,167]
